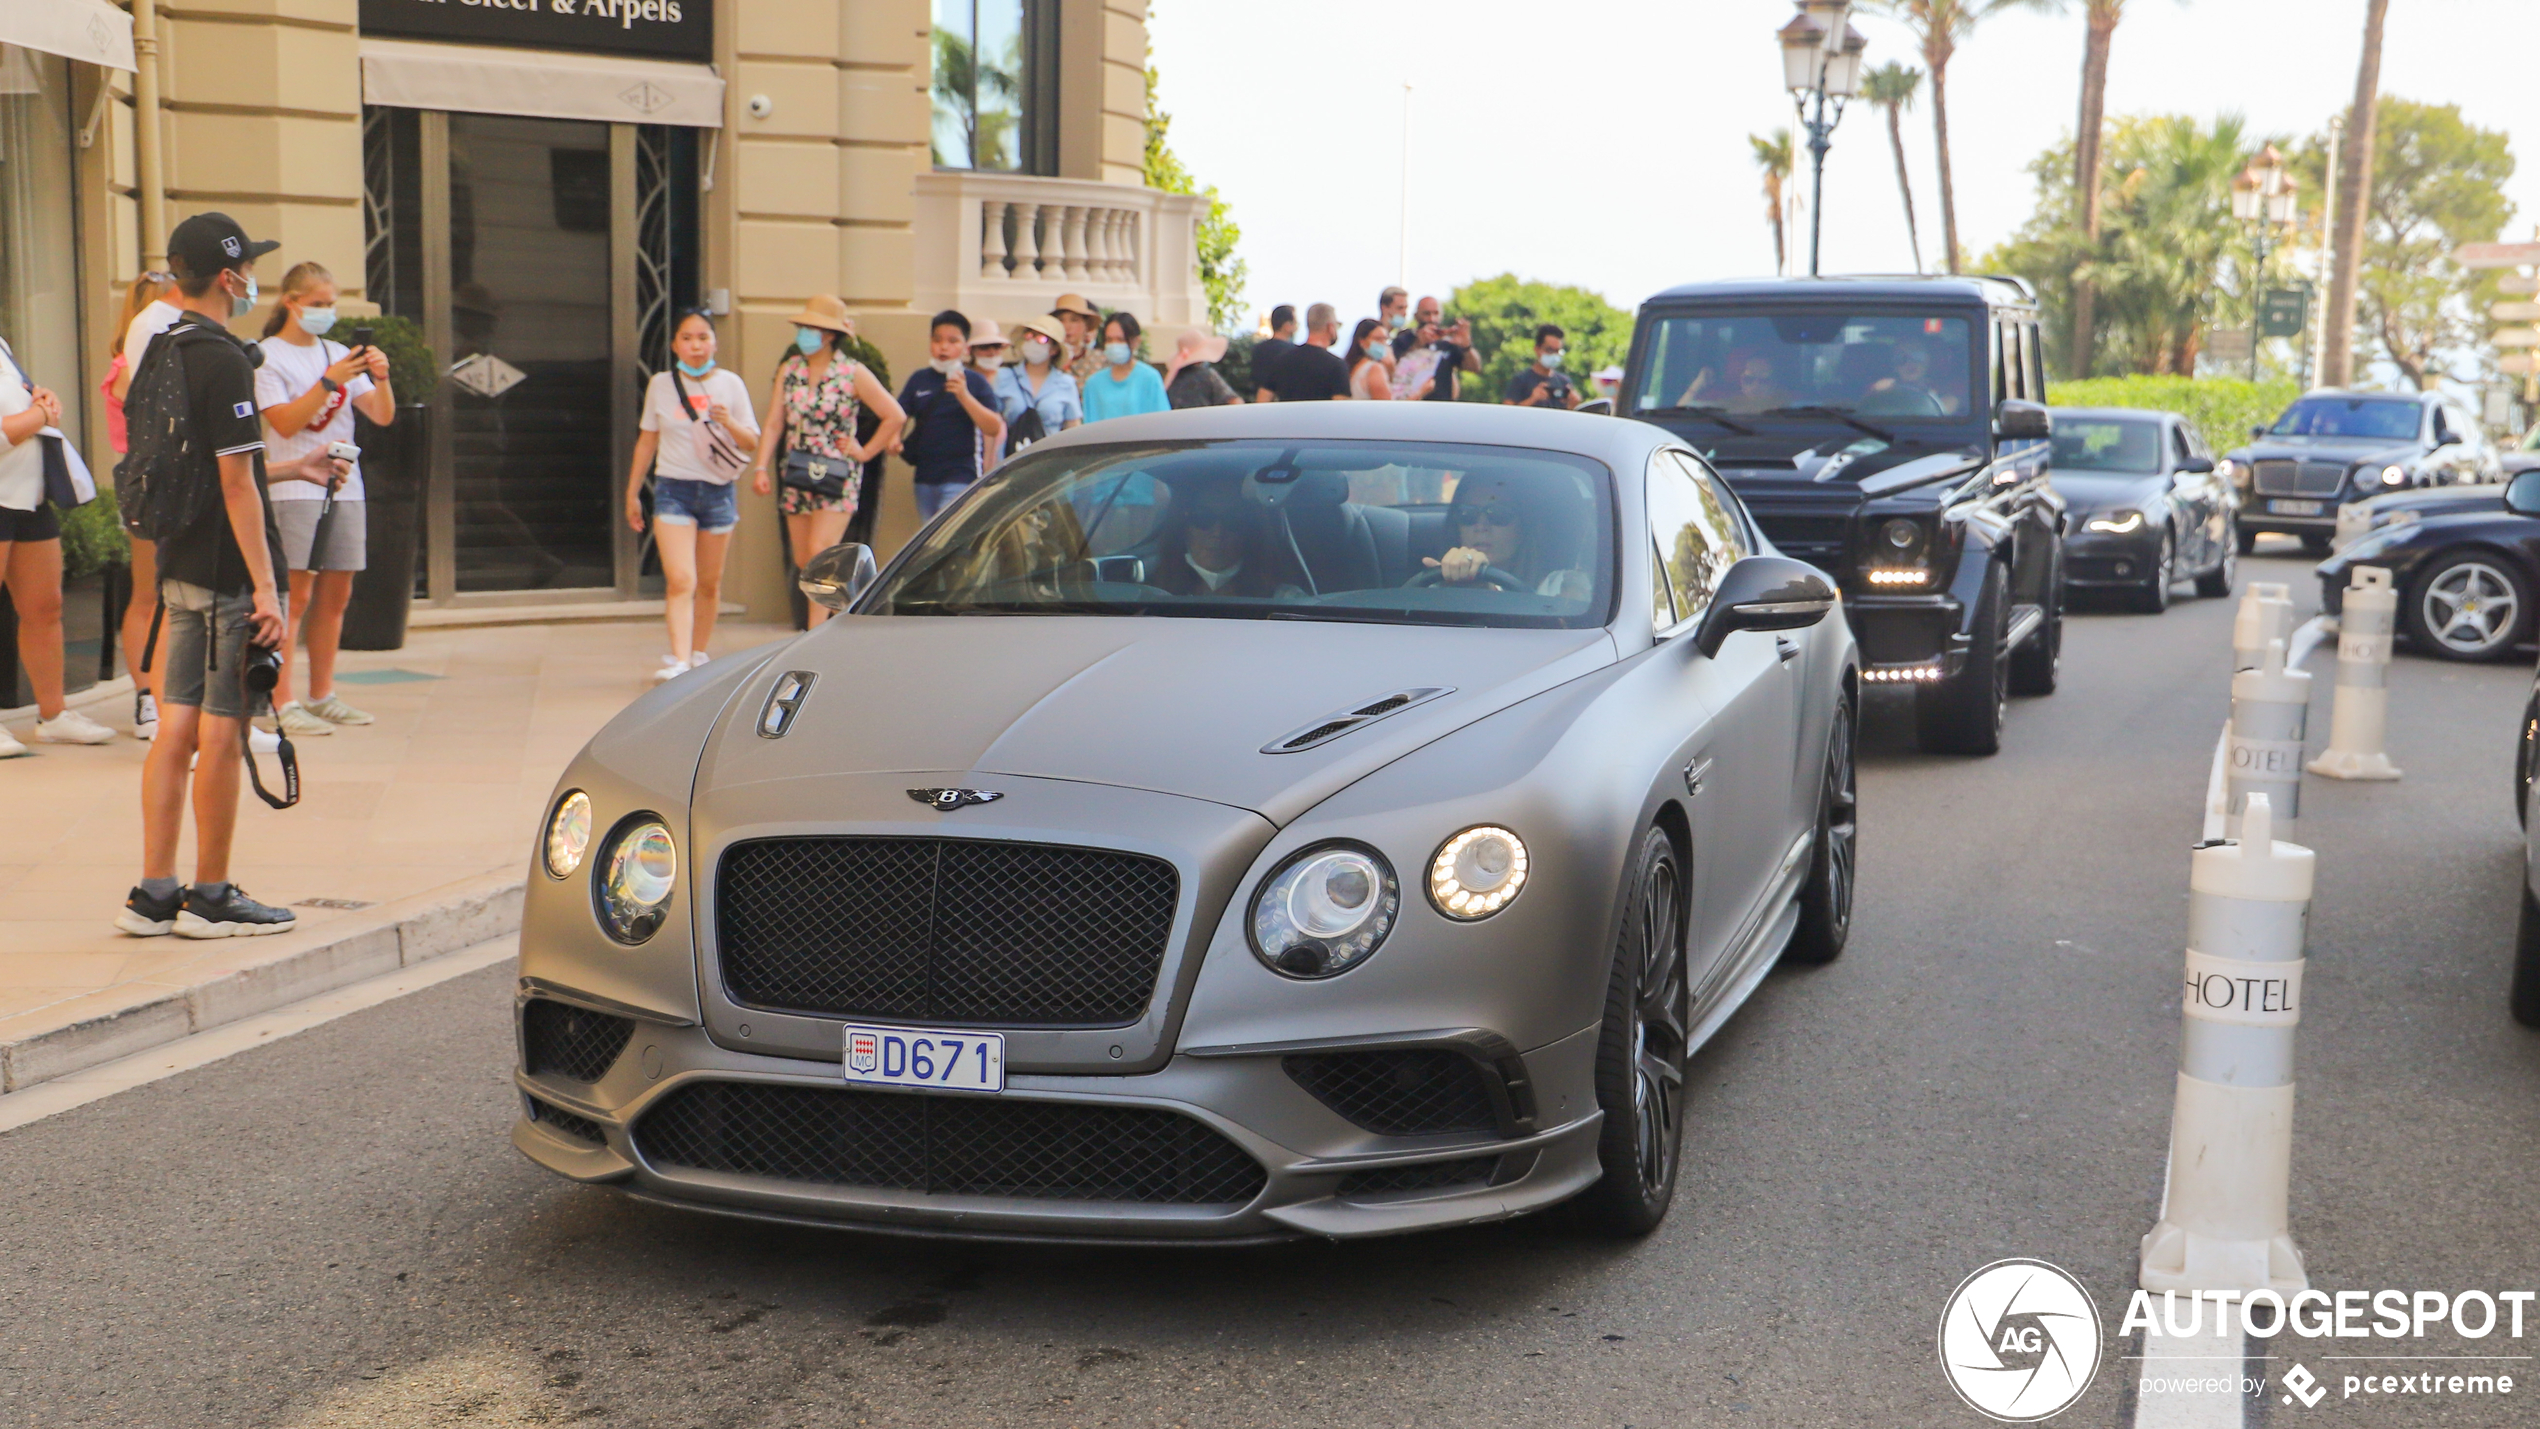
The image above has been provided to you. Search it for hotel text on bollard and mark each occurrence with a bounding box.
[2227,638,2311,837]
[2308,567,2402,782]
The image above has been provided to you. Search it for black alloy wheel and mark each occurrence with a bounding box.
[1915,562,2008,756]
[1577,825,1691,1235]
[2512,887,2540,1029]
[2130,529,2175,614]
[1785,700,1856,966]
[2195,516,2239,598]
[2404,550,2533,662]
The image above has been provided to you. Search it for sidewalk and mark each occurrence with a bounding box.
[0,616,794,1091]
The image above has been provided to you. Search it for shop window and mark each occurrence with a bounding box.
[931,0,1058,175]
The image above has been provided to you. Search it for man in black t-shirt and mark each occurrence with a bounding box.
[1504,322,1580,411]
[1249,304,1298,402]
[118,213,342,943]
[894,309,1006,520]
[1270,302,1351,402]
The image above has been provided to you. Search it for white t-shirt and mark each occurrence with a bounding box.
[639,367,757,485]
[120,299,183,375]
[255,335,378,502]
[0,339,42,512]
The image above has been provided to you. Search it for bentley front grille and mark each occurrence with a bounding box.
[717,838,1179,1026]
[2253,459,2346,497]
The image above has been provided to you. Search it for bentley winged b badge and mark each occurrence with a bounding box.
[908,787,1004,811]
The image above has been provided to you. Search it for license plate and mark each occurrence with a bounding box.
[842,1024,1005,1092]
[2269,499,2324,516]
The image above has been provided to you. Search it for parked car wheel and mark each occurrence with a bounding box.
[2128,529,2175,614]
[2512,886,2540,1029]
[1575,825,1691,1235]
[1916,563,2008,756]
[1784,702,1856,966]
[2404,549,2533,662]
[2008,561,2062,697]
[2301,533,2333,556]
[2195,517,2239,598]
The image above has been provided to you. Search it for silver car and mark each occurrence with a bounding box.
[513,402,1858,1242]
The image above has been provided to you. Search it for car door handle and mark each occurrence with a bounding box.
[1775,636,1801,664]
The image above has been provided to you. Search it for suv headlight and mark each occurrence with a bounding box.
[2085,510,2146,534]
[1248,843,1399,979]
[1429,826,1530,920]
[544,790,593,878]
[595,817,677,944]
[2380,464,2408,487]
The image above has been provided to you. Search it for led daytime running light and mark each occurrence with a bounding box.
[1428,825,1529,921]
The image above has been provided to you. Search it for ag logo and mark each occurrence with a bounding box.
[846,1031,878,1073]
[1939,1259,2103,1422]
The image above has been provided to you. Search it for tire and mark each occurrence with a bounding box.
[2195,517,2239,598]
[2403,549,2533,662]
[1916,563,2008,756]
[2236,525,2259,555]
[2129,529,2175,614]
[1574,825,1691,1236]
[2300,533,2333,557]
[2513,885,2540,1029]
[2517,695,2539,830]
[1785,699,1856,966]
[2008,556,2062,696]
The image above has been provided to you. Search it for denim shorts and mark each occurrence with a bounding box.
[158,579,288,720]
[654,476,738,534]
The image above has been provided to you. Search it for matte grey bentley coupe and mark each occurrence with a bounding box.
[513,401,1858,1242]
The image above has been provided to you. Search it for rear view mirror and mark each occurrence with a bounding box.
[1694,556,1837,657]
[799,542,878,612]
[1994,400,2051,441]
[2504,471,2540,519]
[2177,456,2215,475]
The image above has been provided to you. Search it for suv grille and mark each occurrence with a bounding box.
[2254,459,2346,496]
[527,1097,607,1145]
[1337,1156,1497,1197]
[522,1000,635,1083]
[1285,1050,1501,1136]
[633,1081,1266,1205]
[718,838,1178,1026]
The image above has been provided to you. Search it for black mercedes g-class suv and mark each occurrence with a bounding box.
[1622,276,2066,756]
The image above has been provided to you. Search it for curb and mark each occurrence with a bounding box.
[0,869,524,1096]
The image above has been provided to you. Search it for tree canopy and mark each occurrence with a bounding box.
[1443,275,1633,404]
[1144,62,1249,332]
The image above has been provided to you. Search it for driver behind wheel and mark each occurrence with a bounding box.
[1424,474,1592,600]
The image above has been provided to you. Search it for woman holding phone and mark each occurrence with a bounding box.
[254,261,393,737]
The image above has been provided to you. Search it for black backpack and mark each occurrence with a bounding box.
[116,317,237,543]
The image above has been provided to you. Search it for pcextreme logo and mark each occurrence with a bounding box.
[1939,1259,2104,1422]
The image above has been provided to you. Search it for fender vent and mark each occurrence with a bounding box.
[1262,687,1455,754]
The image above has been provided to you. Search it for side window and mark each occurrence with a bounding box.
[1650,535,1678,629]
[2022,324,2048,401]
[1647,452,1742,629]
[1684,457,1755,560]
[2173,425,2197,466]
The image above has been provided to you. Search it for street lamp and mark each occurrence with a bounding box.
[1778,1,1865,277]
[2231,144,2299,380]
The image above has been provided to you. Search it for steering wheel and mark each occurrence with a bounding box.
[1406,565,1531,593]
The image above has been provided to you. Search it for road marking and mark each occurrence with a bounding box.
[0,936,516,1135]
[2129,1316,2251,1429]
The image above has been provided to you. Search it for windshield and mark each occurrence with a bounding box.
[2269,397,2421,441]
[864,439,1616,629]
[2050,418,2162,474]
[1634,311,1976,421]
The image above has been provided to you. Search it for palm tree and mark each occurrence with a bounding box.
[2322,0,2389,387]
[1861,62,1926,273]
[1752,129,1796,275]
[1866,1,2057,274]
[2067,0,2128,377]
[2086,115,2249,374]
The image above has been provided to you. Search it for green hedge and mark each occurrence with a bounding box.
[58,492,130,580]
[2053,375,2303,455]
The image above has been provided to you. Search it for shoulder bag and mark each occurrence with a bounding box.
[669,367,750,480]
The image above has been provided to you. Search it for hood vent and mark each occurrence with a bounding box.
[1262,687,1455,754]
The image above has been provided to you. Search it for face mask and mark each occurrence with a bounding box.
[1104,342,1132,366]
[1387,313,1409,330]
[973,353,1004,372]
[297,306,337,337]
[794,327,825,355]
[229,273,258,318]
[1365,341,1389,361]
[1539,350,1563,370]
[931,357,965,378]
[1022,339,1054,365]
[676,357,716,377]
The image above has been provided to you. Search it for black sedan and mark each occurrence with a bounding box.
[2047,407,2237,612]
[2227,389,2502,552]
[2318,469,2540,661]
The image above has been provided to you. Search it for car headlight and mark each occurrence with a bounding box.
[595,817,677,944]
[544,790,593,879]
[1248,843,1399,978]
[1428,825,1530,921]
[2217,457,2241,482]
[2381,465,2408,487]
[2085,510,2146,534]
[1879,518,1923,554]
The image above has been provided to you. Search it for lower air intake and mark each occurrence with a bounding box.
[1284,1050,1501,1136]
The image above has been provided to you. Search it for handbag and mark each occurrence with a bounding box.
[669,368,750,480]
[779,447,854,499]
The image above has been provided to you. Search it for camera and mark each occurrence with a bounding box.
[242,644,284,697]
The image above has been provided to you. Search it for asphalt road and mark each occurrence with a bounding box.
[4,549,2537,1429]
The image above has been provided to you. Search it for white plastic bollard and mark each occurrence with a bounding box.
[2233,582,2294,673]
[2140,793,2311,1296]
[2308,567,2403,781]
[2226,638,2311,836]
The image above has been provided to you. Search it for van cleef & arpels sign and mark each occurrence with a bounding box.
[359,0,712,63]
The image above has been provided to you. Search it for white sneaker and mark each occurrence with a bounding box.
[34,708,116,745]
[0,727,27,759]
[690,651,711,669]
[135,693,158,742]
[275,702,335,737]
[651,654,687,684]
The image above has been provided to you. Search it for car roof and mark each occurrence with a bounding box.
[1638,274,2035,310]
[2292,388,2435,404]
[1015,399,1676,473]
[2048,407,2174,425]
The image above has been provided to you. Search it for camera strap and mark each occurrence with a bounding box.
[139,597,165,675]
[242,689,300,810]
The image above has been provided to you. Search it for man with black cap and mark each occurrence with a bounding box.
[116,212,340,941]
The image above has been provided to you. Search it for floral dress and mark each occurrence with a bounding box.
[775,351,863,516]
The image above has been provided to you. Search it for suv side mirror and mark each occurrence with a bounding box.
[1993,399,2051,442]
[2176,456,2215,475]
[799,542,879,611]
[2504,471,2540,519]
[2251,425,2269,440]
[1694,556,1836,657]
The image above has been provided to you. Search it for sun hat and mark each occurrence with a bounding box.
[1013,314,1068,346]
[1173,328,1229,364]
[968,317,1009,348]
[1049,292,1102,321]
[785,294,854,333]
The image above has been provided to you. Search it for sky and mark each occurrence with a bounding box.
[1147,0,2540,331]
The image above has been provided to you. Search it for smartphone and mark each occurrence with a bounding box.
[349,325,375,355]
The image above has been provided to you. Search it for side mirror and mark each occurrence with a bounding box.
[2251,425,2268,440]
[1694,556,1837,657]
[1577,397,1615,416]
[2176,456,2215,475]
[799,542,878,612]
[1993,399,2051,442]
[2504,471,2540,519]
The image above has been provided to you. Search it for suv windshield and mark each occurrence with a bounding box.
[864,439,1616,629]
[2050,417,2162,474]
[1634,311,1977,421]
[2269,397,2421,441]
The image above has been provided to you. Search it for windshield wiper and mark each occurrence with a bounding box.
[1758,405,1895,444]
[1635,404,1755,435]
[1267,607,1495,627]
